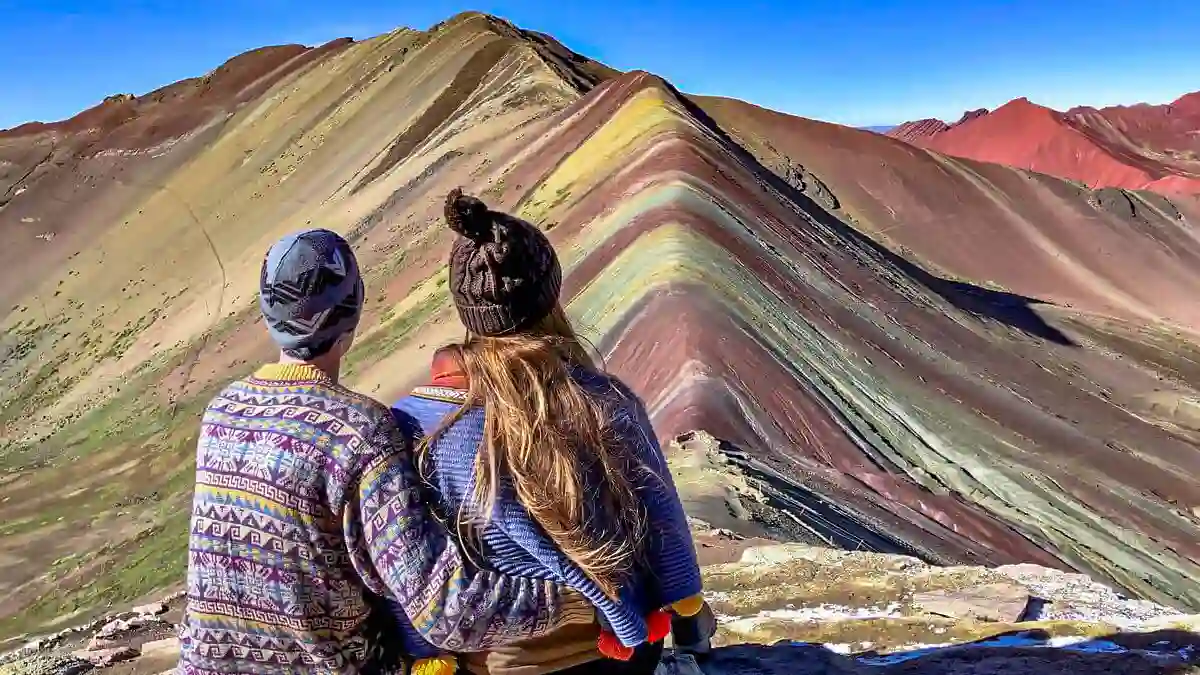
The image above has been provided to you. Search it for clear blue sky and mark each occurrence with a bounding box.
[2,0,1198,130]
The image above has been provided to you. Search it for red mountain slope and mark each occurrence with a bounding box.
[888,93,1200,194]
[888,118,949,143]
[889,108,986,143]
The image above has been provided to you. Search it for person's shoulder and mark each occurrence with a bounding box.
[572,367,642,406]
[397,385,469,408]
[321,384,419,458]
[393,387,470,424]
[325,388,425,476]
[387,396,429,442]
[208,375,256,400]
[198,378,257,419]
[330,383,395,426]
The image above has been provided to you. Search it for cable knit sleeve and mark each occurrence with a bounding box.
[611,383,704,607]
[342,410,595,651]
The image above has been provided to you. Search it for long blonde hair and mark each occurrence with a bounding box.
[417,305,646,599]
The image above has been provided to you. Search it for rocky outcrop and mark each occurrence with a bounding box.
[887,118,950,143]
[704,544,1197,648]
[951,108,988,126]
[887,109,988,144]
[3,546,1198,674]
[781,160,840,211]
[0,592,182,673]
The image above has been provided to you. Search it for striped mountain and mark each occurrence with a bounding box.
[2,11,1200,654]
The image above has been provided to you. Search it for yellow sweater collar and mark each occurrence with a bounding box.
[253,363,335,384]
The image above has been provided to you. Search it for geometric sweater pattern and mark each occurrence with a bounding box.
[177,363,593,675]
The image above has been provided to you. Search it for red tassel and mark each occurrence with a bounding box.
[647,610,672,643]
[597,630,634,661]
[598,610,675,660]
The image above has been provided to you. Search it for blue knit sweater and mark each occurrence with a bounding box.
[387,368,701,658]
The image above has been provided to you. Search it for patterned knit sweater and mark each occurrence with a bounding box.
[178,364,594,675]
[389,364,702,657]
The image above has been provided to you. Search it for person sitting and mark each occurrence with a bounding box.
[178,228,595,675]
[389,190,712,675]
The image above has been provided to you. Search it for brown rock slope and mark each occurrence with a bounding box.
[886,94,1200,194]
[2,10,1200,657]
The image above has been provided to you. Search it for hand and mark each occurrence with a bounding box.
[670,602,716,656]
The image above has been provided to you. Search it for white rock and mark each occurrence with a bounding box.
[139,637,180,656]
[73,645,139,667]
[133,601,168,616]
[86,635,122,651]
[95,618,130,638]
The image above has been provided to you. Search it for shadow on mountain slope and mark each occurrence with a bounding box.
[681,431,928,559]
[682,627,1200,674]
[675,91,1075,347]
[931,280,1071,346]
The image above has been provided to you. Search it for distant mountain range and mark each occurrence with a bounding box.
[887,93,1200,194]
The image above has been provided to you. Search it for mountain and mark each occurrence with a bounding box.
[887,95,1200,193]
[888,108,987,143]
[2,10,1200,660]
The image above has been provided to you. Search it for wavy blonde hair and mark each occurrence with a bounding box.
[417,305,646,599]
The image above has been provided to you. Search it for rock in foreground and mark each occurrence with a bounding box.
[691,542,1200,674]
[6,543,1198,674]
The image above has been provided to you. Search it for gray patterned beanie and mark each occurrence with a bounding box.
[259,229,364,359]
[445,188,562,336]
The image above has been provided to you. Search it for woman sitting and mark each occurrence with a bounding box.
[390,189,710,675]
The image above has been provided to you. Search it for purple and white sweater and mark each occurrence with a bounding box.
[178,363,593,675]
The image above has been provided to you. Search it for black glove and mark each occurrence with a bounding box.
[670,602,717,656]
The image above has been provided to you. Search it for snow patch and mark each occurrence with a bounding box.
[995,564,1188,627]
[716,602,904,626]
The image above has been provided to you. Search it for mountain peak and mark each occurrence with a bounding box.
[888,89,1200,193]
[992,96,1053,116]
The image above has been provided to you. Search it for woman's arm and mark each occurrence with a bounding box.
[611,385,704,606]
[343,412,595,651]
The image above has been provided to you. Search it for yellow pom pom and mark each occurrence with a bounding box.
[671,594,704,617]
[412,656,457,675]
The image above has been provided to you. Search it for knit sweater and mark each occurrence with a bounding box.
[389,364,702,659]
[178,363,594,675]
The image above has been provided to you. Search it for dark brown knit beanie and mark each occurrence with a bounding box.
[445,188,562,336]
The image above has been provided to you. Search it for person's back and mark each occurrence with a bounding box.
[183,364,397,673]
[388,190,709,675]
[180,229,597,675]
[396,354,699,675]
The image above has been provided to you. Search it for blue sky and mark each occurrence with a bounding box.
[2,0,1198,130]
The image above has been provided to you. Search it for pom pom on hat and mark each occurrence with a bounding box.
[444,188,492,242]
